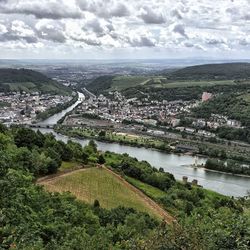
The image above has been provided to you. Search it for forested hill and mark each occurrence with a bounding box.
[0,68,72,95]
[86,75,115,95]
[166,63,250,80]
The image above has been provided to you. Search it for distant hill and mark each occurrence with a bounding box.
[86,75,115,95]
[0,68,72,95]
[86,75,151,95]
[166,63,250,80]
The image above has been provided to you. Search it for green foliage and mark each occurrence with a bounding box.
[0,125,249,249]
[104,151,175,191]
[86,75,115,95]
[193,92,250,127]
[98,154,106,164]
[0,68,72,95]
[217,126,250,143]
[167,62,250,80]
[205,158,250,176]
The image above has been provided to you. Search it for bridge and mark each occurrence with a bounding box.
[23,124,55,129]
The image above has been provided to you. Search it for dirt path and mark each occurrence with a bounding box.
[38,166,175,224]
[37,167,88,184]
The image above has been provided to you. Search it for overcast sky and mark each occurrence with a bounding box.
[0,0,250,59]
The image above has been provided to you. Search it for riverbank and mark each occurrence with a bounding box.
[55,126,250,177]
[55,126,173,153]
[192,165,250,178]
[36,93,78,122]
[35,127,250,196]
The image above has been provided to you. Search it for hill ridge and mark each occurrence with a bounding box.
[166,62,250,80]
[0,68,72,95]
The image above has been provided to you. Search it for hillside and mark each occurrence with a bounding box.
[166,63,250,80]
[0,68,72,95]
[40,167,171,220]
[85,63,250,99]
[1,126,249,249]
[86,75,115,95]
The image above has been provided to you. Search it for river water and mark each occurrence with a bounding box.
[37,92,85,125]
[35,92,250,197]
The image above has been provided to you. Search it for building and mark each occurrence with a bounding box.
[202,92,213,102]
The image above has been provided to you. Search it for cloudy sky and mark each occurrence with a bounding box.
[0,0,250,59]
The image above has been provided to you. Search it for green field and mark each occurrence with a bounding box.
[42,167,162,218]
[59,161,81,171]
[110,76,150,91]
[156,79,236,88]
[126,176,166,200]
[109,76,238,91]
[2,82,37,92]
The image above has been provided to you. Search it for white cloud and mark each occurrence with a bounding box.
[0,0,249,58]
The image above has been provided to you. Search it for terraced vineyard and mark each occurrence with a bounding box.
[40,167,173,221]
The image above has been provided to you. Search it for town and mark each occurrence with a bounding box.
[0,92,73,125]
[62,89,244,141]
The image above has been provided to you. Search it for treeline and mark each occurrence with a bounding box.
[0,126,95,177]
[122,82,250,102]
[216,126,250,143]
[106,152,175,191]
[166,63,250,80]
[205,158,250,176]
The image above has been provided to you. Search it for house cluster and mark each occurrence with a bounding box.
[192,114,242,129]
[0,92,72,125]
[73,91,197,127]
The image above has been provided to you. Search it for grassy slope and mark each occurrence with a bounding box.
[126,176,166,200]
[0,68,71,95]
[110,76,150,91]
[110,76,238,91]
[87,64,250,96]
[59,161,81,171]
[111,76,237,90]
[42,167,161,218]
[155,79,236,88]
[126,176,224,216]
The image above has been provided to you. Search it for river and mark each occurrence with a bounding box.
[37,92,85,125]
[34,92,250,197]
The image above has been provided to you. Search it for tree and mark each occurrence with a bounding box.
[98,154,105,165]
[93,199,100,208]
[98,130,106,137]
[89,140,98,153]
[14,128,40,149]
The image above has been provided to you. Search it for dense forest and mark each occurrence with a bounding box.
[0,124,249,249]
[0,68,71,95]
[86,75,115,95]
